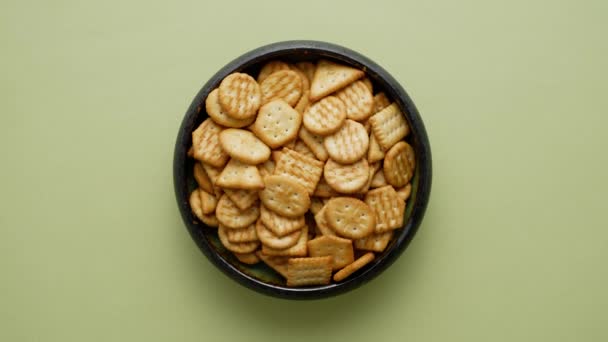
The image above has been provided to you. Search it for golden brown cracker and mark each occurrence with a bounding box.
[199,189,217,214]
[261,225,308,257]
[218,72,262,119]
[364,185,405,233]
[298,126,329,161]
[335,80,374,121]
[273,148,324,195]
[205,88,255,128]
[234,252,260,265]
[215,194,260,229]
[295,61,316,84]
[286,256,333,287]
[293,140,315,159]
[383,141,415,187]
[369,103,410,150]
[309,197,325,215]
[216,158,264,190]
[259,205,305,237]
[370,169,388,188]
[225,223,258,243]
[256,251,289,277]
[313,176,339,198]
[192,118,229,167]
[310,60,364,102]
[219,128,271,165]
[333,252,375,282]
[257,60,291,83]
[325,197,375,239]
[372,92,391,113]
[189,189,205,221]
[194,162,214,194]
[223,188,258,210]
[324,119,370,164]
[256,220,302,249]
[314,204,337,237]
[259,175,310,218]
[354,230,394,252]
[260,70,303,106]
[218,225,260,254]
[307,235,354,270]
[302,96,347,136]
[324,158,370,194]
[253,99,302,149]
[294,90,310,115]
[200,212,219,227]
[258,159,275,179]
[396,183,412,202]
[367,131,385,163]
[361,77,373,93]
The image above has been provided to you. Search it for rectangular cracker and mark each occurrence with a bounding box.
[256,251,289,278]
[333,252,375,282]
[224,188,258,210]
[354,230,394,252]
[298,126,329,161]
[261,225,308,257]
[364,185,405,233]
[286,256,333,286]
[369,103,410,150]
[307,235,354,270]
[273,148,324,195]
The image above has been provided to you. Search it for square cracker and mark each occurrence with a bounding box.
[369,103,410,151]
[261,225,308,257]
[286,256,333,286]
[364,185,405,233]
[273,148,324,195]
[307,235,354,270]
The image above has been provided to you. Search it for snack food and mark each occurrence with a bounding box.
[186,58,417,287]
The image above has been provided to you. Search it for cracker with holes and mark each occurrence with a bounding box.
[216,158,264,190]
[299,126,329,161]
[225,223,258,243]
[303,96,347,136]
[369,103,410,150]
[192,118,229,167]
[336,80,374,121]
[261,225,308,257]
[286,256,333,286]
[260,205,305,237]
[310,59,364,102]
[384,141,415,187]
[215,194,260,229]
[218,225,260,254]
[273,148,324,195]
[355,230,394,252]
[325,197,375,239]
[218,73,262,119]
[259,175,310,218]
[260,70,303,106]
[307,235,354,270]
[364,185,405,233]
[324,119,369,164]
[257,60,291,83]
[206,89,255,128]
[333,252,375,282]
[324,158,370,194]
[256,219,302,249]
[253,99,302,149]
[219,128,270,165]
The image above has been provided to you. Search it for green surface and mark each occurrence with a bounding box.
[1,0,607,341]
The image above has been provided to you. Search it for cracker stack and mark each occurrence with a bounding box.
[187,60,415,286]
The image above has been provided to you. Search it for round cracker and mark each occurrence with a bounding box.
[255,220,302,249]
[218,225,260,254]
[260,70,303,107]
[260,205,305,237]
[219,128,271,165]
[257,60,291,83]
[189,189,204,221]
[336,80,374,121]
[215,194,260,229]
[303,96,347,136]
[324,119,369,164]
[383,141,415,187]
[259,175,310,218]
[218,73,262,119]
[234,252,261,265]
[325,197,375,239]
[205,89,255,128]
[200,212,219,227]
[253,99,302,149]
[324,158,369,194]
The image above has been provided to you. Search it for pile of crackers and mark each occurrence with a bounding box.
[187,59,415,286]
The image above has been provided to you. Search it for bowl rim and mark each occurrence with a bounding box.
[173,40,432,299]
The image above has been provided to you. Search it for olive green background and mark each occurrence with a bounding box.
[1,0,607,341]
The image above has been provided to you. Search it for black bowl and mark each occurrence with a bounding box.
[173,40,432,299]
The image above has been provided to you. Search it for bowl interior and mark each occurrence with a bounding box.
[174,41,431,299]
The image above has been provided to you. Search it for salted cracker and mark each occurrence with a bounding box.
[383,141,415,187]
[260,70,303,107]
[335,80,374,121]
[205,89,255,128]
[307,235,354,270]
[259,175,310,218]
[273,148,324,195]
[302,96,347,136]
[323,158,370,194]
[369,103,410,150]
[253,99,302,149]
[364,185,405,233]
[191,118,229,167]
[324,119,369,164]
[286,256,333,286]
[218,72,262,119]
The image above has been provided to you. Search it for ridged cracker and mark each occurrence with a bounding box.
[199,189,217,214]
[307,235,354,270]
[257,60,291,83]
[223,188,258,210]
[333,252,375,282]
[364,185,405,233]
[325,197,376,239]
[225,223,258,243]
[361,77,373,93]
[215,194,260,229]
[256,219,302,249]
[218,72,262,120]
[373,92,391,113]
[216,158,264,190]
[273,148,324,195]
[302,96,347,136]
[205,88,255,128]
[259,205,305,237]
[261,225,308,257]
[313,176,339,197]
[367,131,385,163]
[294,91,310,115]
[259,175,310,218]
[286,256,333,287]
[219,128,270,165]
[260,70,303,107]
[193,162,214,194]
[396,183,412,201]
[218,224,260,254]
[256,251,289,278]
[384,141,415,187]
[234,252,260,265]
[324,158,369,194]
[314,204,337,237]
[253,99,302,149]
[294,61,315,84]
[290,66,310,92]
[298,126,329,161]
[293,140,315,158]
[370,169,388,188]
[369,103,410,150]
[335,80,374,121]
[192,118,229,167]
[310,59,364,102]
[354,230,394,252]
[357,162,380,194]
[324,119,369,164]
[189,189,205,221]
